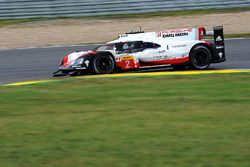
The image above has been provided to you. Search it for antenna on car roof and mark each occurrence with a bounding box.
[126,26,144,34]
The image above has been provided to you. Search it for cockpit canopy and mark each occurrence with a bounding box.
[95,41,161,54]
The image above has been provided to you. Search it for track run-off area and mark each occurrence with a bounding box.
[3,69,250,86]
[0,38,250,86]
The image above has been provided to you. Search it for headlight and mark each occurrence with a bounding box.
[73,58,84,66]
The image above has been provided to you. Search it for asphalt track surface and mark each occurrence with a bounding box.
[0,39,249,85]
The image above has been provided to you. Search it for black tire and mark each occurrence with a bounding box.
[189,45,212,70]
[92,54,115,74]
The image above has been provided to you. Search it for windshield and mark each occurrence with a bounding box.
[94,44,115,51]
[94,41,160,53]
[115,41,144,54]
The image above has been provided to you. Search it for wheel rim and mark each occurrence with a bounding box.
[193,51,209,67]
[98,57,111,71]
[95,55,114,73]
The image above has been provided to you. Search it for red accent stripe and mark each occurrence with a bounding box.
[205,41,212,46]
[87,51,97,55]
[141,57,189,66]
[198,27,204,40]
[63,55,69,66]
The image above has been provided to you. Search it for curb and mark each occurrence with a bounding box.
[3,69,250,86]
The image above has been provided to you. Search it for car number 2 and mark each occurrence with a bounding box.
[125,60,130,68]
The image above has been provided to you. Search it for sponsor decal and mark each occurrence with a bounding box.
[162,32,189,38]
[141,56,189,66]
[156,32,162,37]
[121,55,134,60]
[118,55,139,70]
[153,55,169,60]
[216,46,224,49]
[115,57,121,62]
[218,52,223,58]
[160,29,192,34]
[163,34,174,38]
[158,50,166,53]
[76,67,87,70]
[172,44,187,48]
[216,36,223,42]
[157,28,192,38]
[84,60,90,67]
[175,32,189,37]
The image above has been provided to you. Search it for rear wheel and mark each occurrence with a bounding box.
[92,54,115,74]
[189,45,212,70]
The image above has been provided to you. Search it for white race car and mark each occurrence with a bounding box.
[54,26,225,76]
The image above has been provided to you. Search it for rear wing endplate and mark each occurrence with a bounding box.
[203,26,225,63]
[203,26,224,45]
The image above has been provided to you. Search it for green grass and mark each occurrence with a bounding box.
[0,18,52,27]
[201,33,250,40]
[1,7,250,27]
[0,74,250,167]
[225,33,250,38]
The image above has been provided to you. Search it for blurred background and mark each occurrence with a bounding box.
[0,0,250,49]
[0,0,250,19]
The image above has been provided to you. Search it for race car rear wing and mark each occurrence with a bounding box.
[203,26,225,63]
[203,26,224,44]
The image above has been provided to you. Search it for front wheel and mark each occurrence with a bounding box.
[92,54,115,74]
[189,45,212,70]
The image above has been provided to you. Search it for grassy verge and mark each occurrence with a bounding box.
[225,33,250,38]
[202,33,250,39]
[0,7,250,27]
[0,73,250,167]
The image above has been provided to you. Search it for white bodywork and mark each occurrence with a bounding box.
[55,26,225,76]
[61,27,207,70]
[108,28,204,65]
